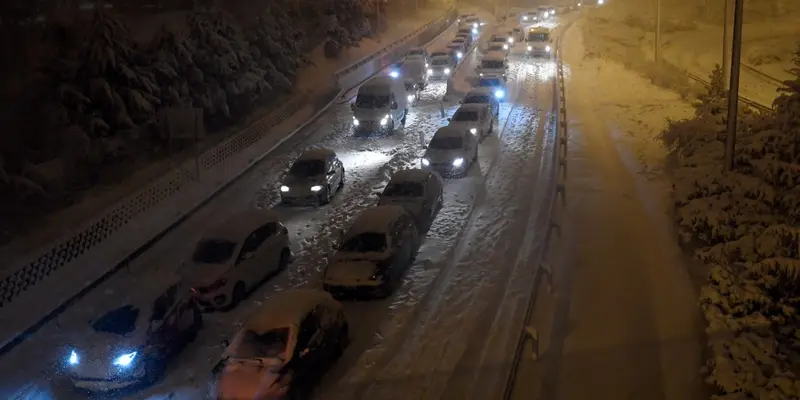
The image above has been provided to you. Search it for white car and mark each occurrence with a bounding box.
[213,290,348,400]
[428,51,454,79]
[180,210,292,311]
[64,282,201,391]
[323,206,421,298]
[280,148,345,206]
[447,40,466,61]
[448,103,494,141]
[477,51,508,79]
[406,46,429,65]
[462,87,501,117]
[421,126,479,177]
[378,168,444,230]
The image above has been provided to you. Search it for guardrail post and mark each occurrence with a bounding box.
[524,326,540,360]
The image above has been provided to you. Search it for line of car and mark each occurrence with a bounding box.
[57,12,521,400]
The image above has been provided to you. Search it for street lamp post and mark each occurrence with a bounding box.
[722,0,731,89]
[655,0,661,65]
[724,0,744,171]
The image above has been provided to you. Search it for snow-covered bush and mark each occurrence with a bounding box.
[662,47,800,398]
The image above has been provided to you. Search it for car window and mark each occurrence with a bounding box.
[237,226,272,264]
[452,110,479,121]
[339,232,388,253]
[192,238,236,264]
[383,181,425,198]
[92,305,140,335]
[428,136,462,150]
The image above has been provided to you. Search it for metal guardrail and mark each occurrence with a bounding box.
[501,17,573,399]
[742,63,786,87]
[0,8,457,311]
[685,71,772,113]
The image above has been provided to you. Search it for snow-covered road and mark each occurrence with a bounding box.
[0,13,567,400]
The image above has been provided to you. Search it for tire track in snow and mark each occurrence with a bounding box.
[323,61,534,399]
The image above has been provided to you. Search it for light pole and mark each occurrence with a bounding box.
[724,0,744,171]
[722,0,730,89]
[654,0,661,65]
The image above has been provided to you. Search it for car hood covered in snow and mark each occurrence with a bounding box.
[215,357,286,399]
[424,149,467,164]
[354,108,390,122]
[70,329,146,377]
[282,173,324,187]
[447,121,479,133]
[325,252,388,283]
[378,197,425,219]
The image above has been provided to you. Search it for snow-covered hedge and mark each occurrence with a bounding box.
[661,54,800,398]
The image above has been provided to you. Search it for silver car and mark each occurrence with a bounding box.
[280,148,345,206]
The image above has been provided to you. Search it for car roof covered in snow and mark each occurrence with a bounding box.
[203,209,281,240]
[484,51,506,61]
[389,168,432,184]
[456,103,489,113]
[244,289,340,332]
[346,205,407,235]
[433,125,469,139]
[297,148,335,161]
[451,37,465,42]
[360,76,398,94]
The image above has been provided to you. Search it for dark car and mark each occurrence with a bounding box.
[64,282,202,392]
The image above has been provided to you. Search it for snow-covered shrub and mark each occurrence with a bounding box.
[663,49,800,398]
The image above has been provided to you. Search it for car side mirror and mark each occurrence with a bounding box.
[221,339,230,348]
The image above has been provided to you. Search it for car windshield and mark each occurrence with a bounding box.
[231,328,289,359]
[467,17,478,22]
[491,37,506,43]
[489,45,505,51]
[452,39,464,44]
[482,60,504,69]
[458,29,470,35]
[192,238,237,264]
[432,58,450,66]
[407,49,424,56]
[464,95,491,104]
[339,232,387,253]
[429,136,463,150]
[290,159,325,176]
[480,78,502,87]
[355,94,389,109]
[403,63,424,76]
[383,182,424,198]
[92,305,140,336]
[453,110,479,121]
[528,33,549,42]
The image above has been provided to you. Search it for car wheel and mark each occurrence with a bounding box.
[401,110,408,126]
[279,249,291,270]
[338,169,345,190]
[231,282,246,308]
[389,118,396,134]
[323,185,333,204]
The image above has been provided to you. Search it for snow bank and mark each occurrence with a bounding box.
[662,59,800,398]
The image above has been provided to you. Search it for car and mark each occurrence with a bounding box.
[462,87,500,117]
[279,148,345,206]
[428,50,454,79]
[352,76,409,134]
[447,103,494,141]
[378,168,443,231]
[447,40,466,61]
[212,289,348,400]
[519,11,539,24]
[465,15,481,28]
[455,30,474,47]
[538,6,550,19]
[64,281,202,392]
[406,46,429,65]
[457,27,476,39]
[323,205,421,297]
[512,26,525,41]
[477,51,508,78]
[457,13,475,23]
[476,73,508,101]
[181,210,293,311]
[487,35,511,54]
[421,126,479,177]
[402,58,428,95]
[526,27,553,58]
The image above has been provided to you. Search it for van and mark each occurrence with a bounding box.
[477,51,508,77]
[352,76,409,134]
[526,27,553,58]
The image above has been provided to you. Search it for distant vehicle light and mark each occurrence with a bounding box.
[495,89,505,99]
[112,352,137,367]
[421,158,430,166]
[457,52,463,59]
[598,0,604,4]
[472,28,478,34]
[527,45,533,51]
[310,185,323,192]
[427,68,433,74]
[389,70,399,78]
[503,44,509,49]
[523,16,528,20]
[407,94,415,102]
[546,46,551,52]
[473,23,478,28]
[444,68,451,75]
[469,128,477,135]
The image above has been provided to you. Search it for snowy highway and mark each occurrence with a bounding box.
[0,11,567,400]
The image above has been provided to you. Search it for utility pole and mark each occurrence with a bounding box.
[654,0,661,66]
[724,0,744,171]
[722,0,730,89]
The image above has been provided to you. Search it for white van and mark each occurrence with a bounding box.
[526,27,552,58]
[477,51,508,78]
[352,76,409,134]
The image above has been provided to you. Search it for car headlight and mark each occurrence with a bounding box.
[352,118,359,126]
[469,128,477,135]
[407,94,414,101]
[427,68,433,74]
[457,52,463,59]
[508,37,514,43]
[444,68,451,75]
[421,158,430,166]
[472,28,478,34]
[67,349,79,366]
[546,46,551,52]
[503,44,509,50]
[280,185,290,192]
[452,158,464,167]
[380,116,388,126]
[310,185,323,192]
[598,0,604,4]
[479,72,483,76]
[473,23,478,28]
[389,70,399,78]
[523,16,528,20]
[527,45,533,51]
[495,89,505,99]
[113,351,137,367]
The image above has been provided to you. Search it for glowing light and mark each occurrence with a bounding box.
[280,185,290,192]
[389,70,399,78]
[113,352,137,367]
[68,350,79,365]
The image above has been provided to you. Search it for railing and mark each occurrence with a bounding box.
[501,17,573,399]
[0,8,458,311]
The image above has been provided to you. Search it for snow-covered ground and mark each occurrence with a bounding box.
[518,17,708,400]
[0,9,557,400]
